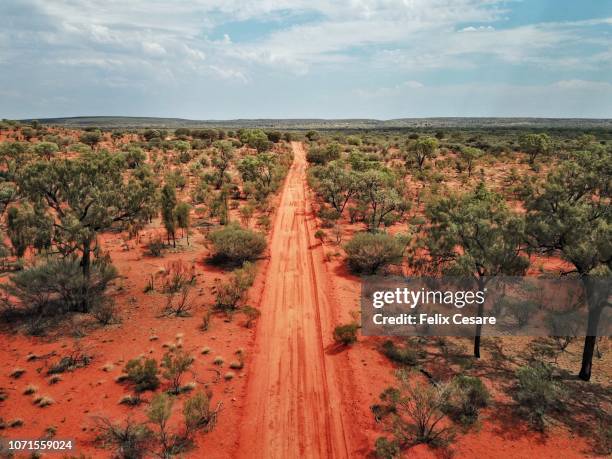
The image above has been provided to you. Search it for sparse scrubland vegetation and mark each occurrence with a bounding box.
[305,126,611,456]
[0,122,290,456]
[0,120,609,457]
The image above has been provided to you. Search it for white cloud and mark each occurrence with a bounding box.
[553,79,612,90]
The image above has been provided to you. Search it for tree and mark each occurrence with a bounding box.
[123,146,146,168]
[211,141,234,189]
[519,133,551,166]
[310,162,359,215]
[524,150,611,381]
[33,141,59,160]
[6,205,36,258]
[174,202,191,244]
[18,151,157,282]
[424,182,529,357]
[79,130,102,149]
[148,393,174,455]
[240,129,271,153]
[238,153,277,191]
[306,143,341,165]
[357,169,408,230]
[409,136,438,171]
[161,184,177,247]
[459,146,484,178]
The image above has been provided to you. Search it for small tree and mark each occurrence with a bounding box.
[79,131,102,149]
[18,151,156,286]
[524,149,611,381]
[174,202,191,244]
[519,133,551,166]
[423,182,529,358]
[161,348,194,394]
[211,141,234,189]
[458,146,484,178]
[148,393,174,456]
[33,141,59,160]
[161,184,177,247]
[6,205,36,258]
[409,136,438,171]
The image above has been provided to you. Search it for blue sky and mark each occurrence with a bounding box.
[1,0,611,119]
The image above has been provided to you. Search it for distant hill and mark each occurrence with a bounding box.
[23,116,612,130]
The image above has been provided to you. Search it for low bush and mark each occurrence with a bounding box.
[333,323,359,346]
[444,375,490,426]
[344,232,404,274]
[123,357,160,393]
[514,362,565,430]
[2,256,117,323]
[208,224,266,264]
[213,262,256,312]
[381,340,421,366]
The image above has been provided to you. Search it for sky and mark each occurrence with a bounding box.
[1,0,611,119]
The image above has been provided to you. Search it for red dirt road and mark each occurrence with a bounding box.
[238,142,350,458]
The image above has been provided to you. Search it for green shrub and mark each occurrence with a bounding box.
[374,437,400,459]
[3,256,117,319]
[123,357,160,393]
[214,262,256,311]
[344,232,404,274]
[381,340,420,366]
[208,224,266,264]
[514,362,565,430]
[444,375,490,425]
[333,323,359,346]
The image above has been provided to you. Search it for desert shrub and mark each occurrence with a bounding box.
[161,348,194,394]
[375,371,453,451]
[183,391,216,434]
[333,323,359,346]
[163,286,193,317]
[444,375,490,425]
[3,256,117,320]
[208,224,266,264]
[242,305,261,328]
[147,237,165,257]
[306,143,340,165]
[47,345,92,374]
[514,362,565,430]
[374,437,400,459]
[344,232,404,274]
[506,299,539,328]
[123,357,160,392]
[95,417,153,459]
[213,262,256,312]
[381,340,421,366]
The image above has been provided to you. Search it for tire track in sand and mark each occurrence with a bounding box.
[237,142,349,458]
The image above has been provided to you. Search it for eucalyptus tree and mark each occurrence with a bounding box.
[18,150,157,279]
[524,149,611,381]
[424,182,529,357]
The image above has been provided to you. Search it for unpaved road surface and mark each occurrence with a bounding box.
[238,142,350,458]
